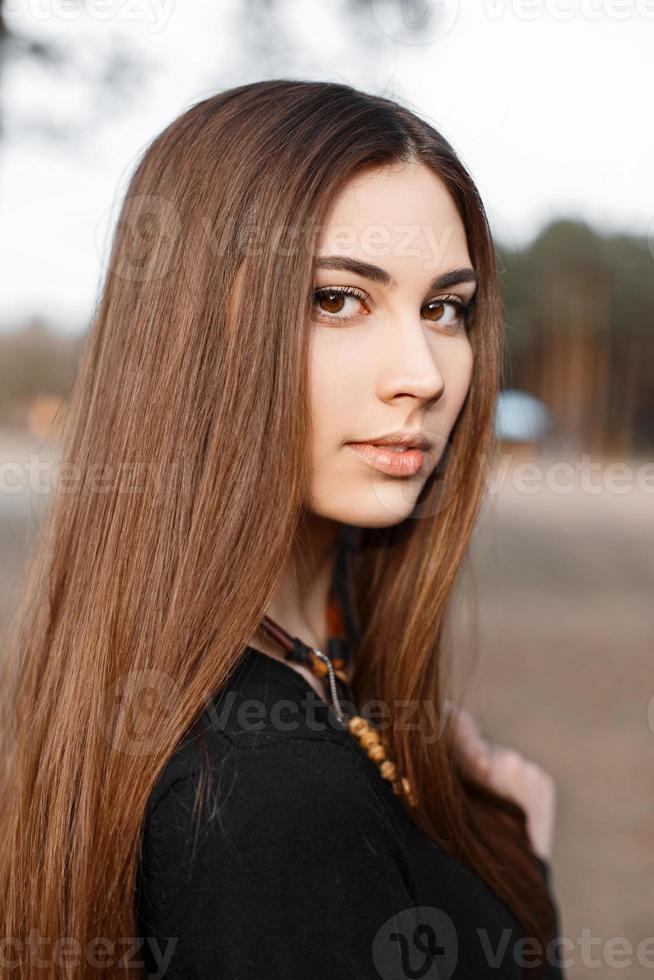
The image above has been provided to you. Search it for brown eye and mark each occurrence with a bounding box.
[422,296,473,331]
[318,290,347,315]
[313,286,369,324]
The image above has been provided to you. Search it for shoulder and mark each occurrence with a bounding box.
[140,733,417,904]
[144,731,401,853]
[138,736,417,978]
[142,647,369,826]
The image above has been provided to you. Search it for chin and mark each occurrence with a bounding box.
[311,478,426,528]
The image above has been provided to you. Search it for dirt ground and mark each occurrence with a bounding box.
[1,431,652,978]
[461,450,654,979]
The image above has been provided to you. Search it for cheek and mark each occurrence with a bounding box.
[441,335,474,410]
[307,330,361,445]
[459,336,475,395]
[422,336,474,453]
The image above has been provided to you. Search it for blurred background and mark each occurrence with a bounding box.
[0,2,652,976]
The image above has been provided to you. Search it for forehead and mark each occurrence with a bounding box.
[315,162,472,274]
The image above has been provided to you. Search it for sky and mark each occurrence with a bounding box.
[0,0,652,334]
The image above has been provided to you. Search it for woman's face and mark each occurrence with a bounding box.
[306,161,476,528]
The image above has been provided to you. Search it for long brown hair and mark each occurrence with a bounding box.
[0,79,556,978]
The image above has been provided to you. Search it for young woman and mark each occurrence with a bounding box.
[0,80,565,978]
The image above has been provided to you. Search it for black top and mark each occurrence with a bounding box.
[136,647,566,979]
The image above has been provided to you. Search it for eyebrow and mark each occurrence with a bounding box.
[314,255,477,292]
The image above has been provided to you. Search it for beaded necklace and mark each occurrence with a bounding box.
[258,569,418,810]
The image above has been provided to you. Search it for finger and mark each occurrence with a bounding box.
[450,717,494,777]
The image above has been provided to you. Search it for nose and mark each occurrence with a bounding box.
[375,315,446,404]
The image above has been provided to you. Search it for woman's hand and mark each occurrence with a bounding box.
[448,705,556,862]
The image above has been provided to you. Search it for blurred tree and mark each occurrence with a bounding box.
[0,318,82,427]
[498,220,653,454]
[233,0,403,67]
[603,233,654,452]
[0,0,147,141]
[0,0,432,140]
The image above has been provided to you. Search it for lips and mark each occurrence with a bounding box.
[345,441,427,477]
[353,431,431,450]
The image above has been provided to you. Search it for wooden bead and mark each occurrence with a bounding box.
[359,730,380,749]
[379,760,397,781]
[348,716,369,737]
[309,654,328,677]
[367,744,386,762]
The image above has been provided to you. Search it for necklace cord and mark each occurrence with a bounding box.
[255,569,419,808]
